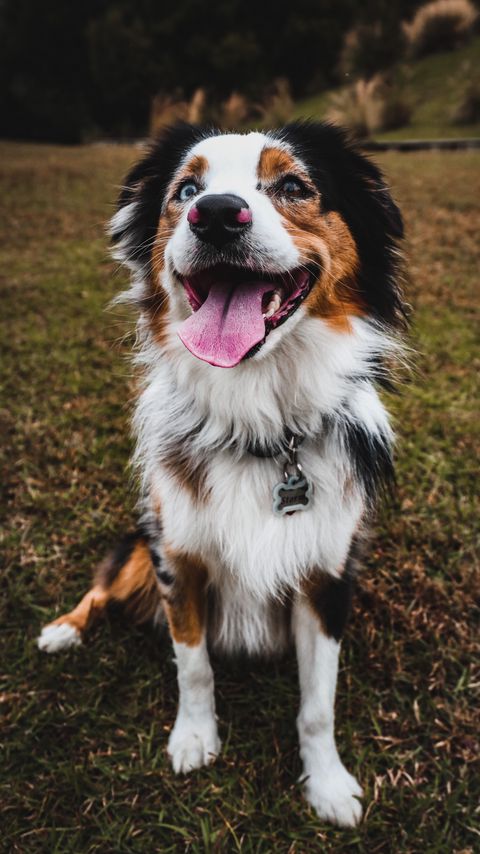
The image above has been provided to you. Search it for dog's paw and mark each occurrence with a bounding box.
[167,716,221,774]
[304,762,363,827]
[37,622,82,653]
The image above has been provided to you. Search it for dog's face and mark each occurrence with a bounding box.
[112,122,404,368]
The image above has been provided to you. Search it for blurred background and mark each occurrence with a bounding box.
[1,0,480,142]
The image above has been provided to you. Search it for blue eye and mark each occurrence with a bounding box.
[178,181,199,202]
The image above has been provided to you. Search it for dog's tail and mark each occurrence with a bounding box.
[37,530,163,653]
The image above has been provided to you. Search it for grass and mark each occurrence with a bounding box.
[1,142,479,853]
[295,35,480,140]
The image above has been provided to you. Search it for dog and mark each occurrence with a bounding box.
[37,121,405,827]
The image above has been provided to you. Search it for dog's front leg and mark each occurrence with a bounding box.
[293,571,363,827]
[160,549,220,773]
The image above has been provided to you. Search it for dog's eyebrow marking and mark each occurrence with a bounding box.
[176,154,208,184]
[257,146,302,183]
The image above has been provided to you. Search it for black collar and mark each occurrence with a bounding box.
[246,428,304,458]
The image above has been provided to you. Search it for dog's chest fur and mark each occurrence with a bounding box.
[134,309,391,651]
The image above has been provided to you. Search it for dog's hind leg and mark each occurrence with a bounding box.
[37,531,161,653]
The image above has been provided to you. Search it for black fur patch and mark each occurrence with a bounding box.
[311,574,353,642]
[343,419,395,505]
[156,568,175,586]
[306,537,362,641]
[149,546,161,568]
[321,411,395,506]
[274,120,406,329]
[98,529,146,589]
[147,541,173,585]
[111,122,219,271]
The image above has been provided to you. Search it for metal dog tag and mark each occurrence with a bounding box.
[273,474,313,516]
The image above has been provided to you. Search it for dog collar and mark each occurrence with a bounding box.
[272,432,313,516]
[245,430,313,516]
[246,428,303,458]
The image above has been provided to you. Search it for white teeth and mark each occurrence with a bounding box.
[263,289,284,319]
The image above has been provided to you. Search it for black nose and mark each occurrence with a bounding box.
[187,193,252,248]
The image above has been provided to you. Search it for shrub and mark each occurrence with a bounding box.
[377,91,413,132]
[339,21,406,80]
[327,75,412,139]
[260,79,294,126]
[149,89,206,135]
[220,92,251,129]
[217,80,294,131]
[403,0,478,58]
[451,79,480,123]
[327,79,376,139]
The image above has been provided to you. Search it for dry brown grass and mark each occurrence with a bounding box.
[220,92,251,128]
[150,88,207,135]
[259,78,294,126]
[327,75,411,139]
[150,80,294,135]
[0,143,478,853]
[403,0,478,58]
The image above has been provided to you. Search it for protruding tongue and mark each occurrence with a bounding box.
[178,280,274,368]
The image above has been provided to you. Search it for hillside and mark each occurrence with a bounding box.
[295,36,480,140]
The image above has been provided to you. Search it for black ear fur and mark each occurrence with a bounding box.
[275,120,406,328]
[111,122,219,271]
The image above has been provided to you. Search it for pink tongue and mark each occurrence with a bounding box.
[178,280,274,368]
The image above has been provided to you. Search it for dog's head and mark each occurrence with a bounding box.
[111,121,404,368]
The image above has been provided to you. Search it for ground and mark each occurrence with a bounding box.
[0,142,479,853]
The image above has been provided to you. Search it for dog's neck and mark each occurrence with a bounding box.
[134,308,393,456]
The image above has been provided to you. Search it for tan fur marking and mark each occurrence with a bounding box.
[147,155,208,348]
[161,443,210,504]
[257,146,299,183]
[258,146,364,331]
[162,548,209,646]
[174,154,208,188]
[48,585,109,634]
[146,230,171,349]
[283,207,364,332]
[107,541,160,624]
[46,541,160,637]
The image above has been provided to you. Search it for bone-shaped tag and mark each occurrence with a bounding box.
[272,475,313,517]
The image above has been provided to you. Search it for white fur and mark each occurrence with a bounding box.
[37,622,82,653]
[133,312,392,617]
[293,596,363,826]
[167,637,221,772]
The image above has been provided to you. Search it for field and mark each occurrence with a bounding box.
[1,142,479,853]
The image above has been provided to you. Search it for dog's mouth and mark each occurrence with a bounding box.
[176,264,315,368]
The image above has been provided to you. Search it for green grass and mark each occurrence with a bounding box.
[295,36,480,141]
[1,143,479,853]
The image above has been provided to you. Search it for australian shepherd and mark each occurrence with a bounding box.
[38,121,406,827]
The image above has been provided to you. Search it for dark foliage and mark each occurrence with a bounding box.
[0,0,425,142]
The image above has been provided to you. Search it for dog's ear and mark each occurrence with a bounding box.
[277,121,406,328]
[110,123,214,272]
